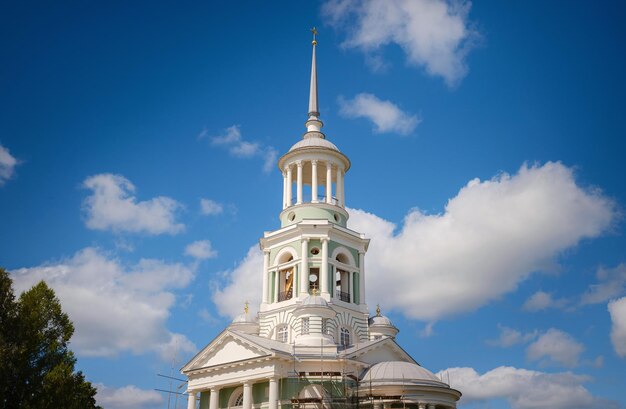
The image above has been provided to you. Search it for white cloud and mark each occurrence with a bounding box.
[96,384,162,409]
[581,264,626,305]
[608,296,626,358]
[441,366,617,409]
[82,174,184,235]
[487,324,537,348]
[0,144,19,185]
[11,247,196,359]
[207,125,277,173]
[200,198,224,215]
[523,290,569,312]
[185,240,218,260]
[212,245,263,318]
[526,328,584,368]
[347,162,615,321]
[338,93,420,135]
[322,0,480,86]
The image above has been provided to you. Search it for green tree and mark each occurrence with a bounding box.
[0,268,102,409]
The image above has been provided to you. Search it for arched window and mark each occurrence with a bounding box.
[228,387,244,408]
[277,325,288,342]
[276,250,296,302]
[340,327,351,346]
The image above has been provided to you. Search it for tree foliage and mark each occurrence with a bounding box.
[0,268,101,409]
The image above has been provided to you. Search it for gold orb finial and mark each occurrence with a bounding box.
[376,304,381,317]
[311,27,318,45]
[244,301,249,315]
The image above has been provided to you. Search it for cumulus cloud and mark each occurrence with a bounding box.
[185,240,218,260]
[11,247,196,359]
[523,290,570,312]
[204,125,277,173]
[526,328,584,368]
[200,198,224,216]
[608,296,626,358]
[212,162,615,321]
[82,174,184,235]
[338,93,420,135]
[581,264,626,305]
[486,324,537,348]
[0,144,19,185]
[441,366,617,409]
[322,0,480,86]
[347,162,615,321]
[96,384,162,409]
[212,245,263,318]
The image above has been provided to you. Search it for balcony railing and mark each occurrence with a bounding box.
[336,290,350,302]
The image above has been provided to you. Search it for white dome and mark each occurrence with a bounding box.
[289,135,339,152]
[362,361,444,386]
[369,315,394,327]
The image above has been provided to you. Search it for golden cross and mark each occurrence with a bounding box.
[376,304,381,316]
[311,27,318,45]
[244,301,249,314]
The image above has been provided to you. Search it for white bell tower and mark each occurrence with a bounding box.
[258,28,370,347]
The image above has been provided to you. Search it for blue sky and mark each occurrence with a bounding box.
[2,1,626,408]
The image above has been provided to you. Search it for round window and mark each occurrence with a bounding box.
[310,247,320,255]
[333,213,340,222]
[288,212,296,222]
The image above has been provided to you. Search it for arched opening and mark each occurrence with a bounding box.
[335,253,351,302]
[277,250,296,302]
[228,387,244,408]
[297,384,329,409]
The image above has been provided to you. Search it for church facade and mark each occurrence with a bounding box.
[182,32,461,409]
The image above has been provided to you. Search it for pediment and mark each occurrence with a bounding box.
[182,330,272,373]
[349,339,417,366]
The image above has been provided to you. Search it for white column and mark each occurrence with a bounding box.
[321,238,329,296]
[209,388,219,409]
[359,251,365,305]
[349,272,354,303]
[337,166,344,207]
[282,171,287,209]
[418,403,426,409]
[187,392,196,409]
[325,161,333,204]
[427,404,436,409]
[243,382,252,409]
[274,271,279,303]
[311,160,318,202]
[262,251,270,304]
[269,378,278,409]
[296,161,303,205]
[300,238,309,295]
[286,166,292,207]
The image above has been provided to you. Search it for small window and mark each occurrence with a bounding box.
[288,212,296,222]
[302,318,310,335]
[310,247,320,255]
[277,326,288,342]
[340,327,351,346]
[374,335,383,340]
[334,213,340,222]
[322,318,330,335]
[234,393,244,407]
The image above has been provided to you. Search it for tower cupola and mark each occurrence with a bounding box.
[278,28,351,228]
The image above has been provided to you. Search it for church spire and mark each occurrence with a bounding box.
[305,27,323,134]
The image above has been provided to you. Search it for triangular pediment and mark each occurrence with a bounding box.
[348,338,417,366]
[182,330,273,373]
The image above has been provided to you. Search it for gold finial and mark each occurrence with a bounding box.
[244,301,249,315]
[311,27,318,45]
[376,304,381,317]
[312,287,319,296]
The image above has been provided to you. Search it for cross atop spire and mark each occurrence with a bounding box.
[306,27,323,134]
